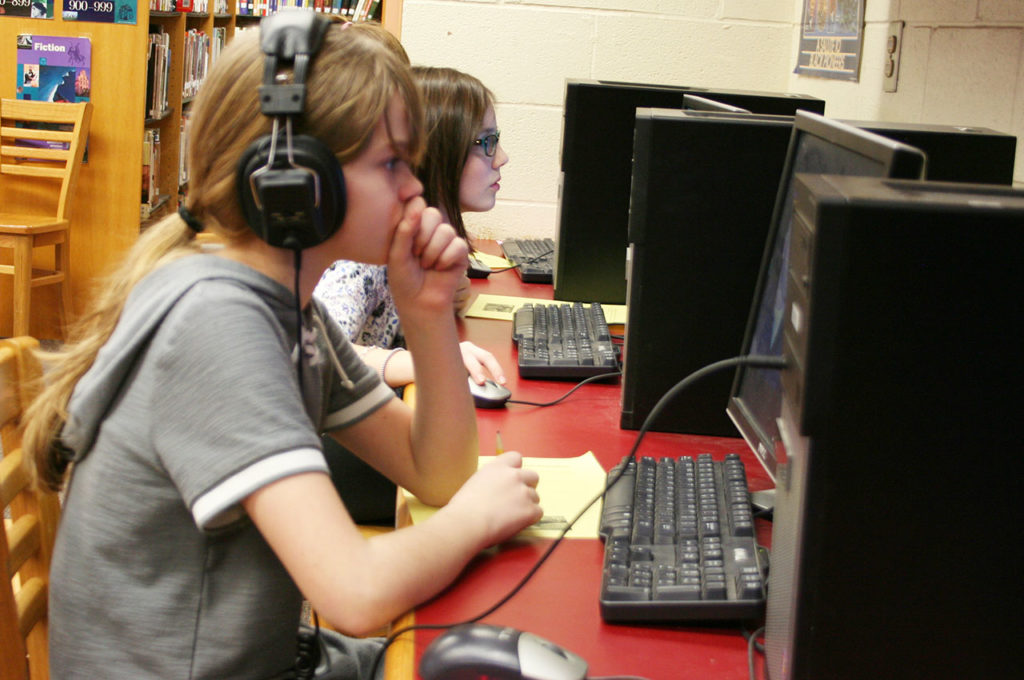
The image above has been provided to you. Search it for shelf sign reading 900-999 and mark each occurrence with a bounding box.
[0,0,55,19]
[63,0,137,24]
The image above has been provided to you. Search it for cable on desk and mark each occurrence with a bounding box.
[489,246,554,274]
[369,354,788,679]
[744,625,766,680]
[506,370,622,407]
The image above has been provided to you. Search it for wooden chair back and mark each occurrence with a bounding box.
[1,336,57,680]
[0,99,93,337]
[0,99,91,222]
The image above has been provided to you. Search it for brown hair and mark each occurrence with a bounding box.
[412,66,495,245]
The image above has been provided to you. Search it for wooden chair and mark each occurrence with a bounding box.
[0,99,92,338]
[1,336,58,680]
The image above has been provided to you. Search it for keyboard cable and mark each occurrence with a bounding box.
[368,354,788,679]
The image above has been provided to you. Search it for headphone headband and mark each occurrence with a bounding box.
[237,9,347,251]
[258,10,329,117]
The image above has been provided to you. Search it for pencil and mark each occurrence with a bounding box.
[495,430,504,455]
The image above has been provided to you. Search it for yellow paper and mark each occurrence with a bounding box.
[403,451,607,539]
[472,251,512,269]
[465,294,627,325]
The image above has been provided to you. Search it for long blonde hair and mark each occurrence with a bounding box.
[23,21,423,490]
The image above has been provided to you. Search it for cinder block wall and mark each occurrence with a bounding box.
[401,0,1024,241]
[785,1,1024,179]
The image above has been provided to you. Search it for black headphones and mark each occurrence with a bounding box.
[236,10,347,250]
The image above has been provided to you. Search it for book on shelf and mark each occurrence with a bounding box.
[348,0,381,22]
[182,29,210,100]
[146,27,171,119]
[212,26,226,66]
[179,110,191,188]
[141,128,161,219]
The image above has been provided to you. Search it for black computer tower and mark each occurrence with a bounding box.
[768,174,1024,680]
[619,109,795,435]
[553,80,825,305]
[848,120,1017,184]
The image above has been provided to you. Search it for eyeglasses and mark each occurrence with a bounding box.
[472,130,501,157]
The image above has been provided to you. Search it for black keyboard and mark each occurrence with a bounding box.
[512,302,619,379]
[598,453,766,623]
[500,238,555,283]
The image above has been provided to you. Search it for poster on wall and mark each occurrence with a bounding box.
[63,0,137,25]
[16,34,91,103]
[14,34,92,158]
[794,0,865,81]
[0,0,55,19]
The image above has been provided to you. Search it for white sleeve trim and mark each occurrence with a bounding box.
[192,448,328,530]
[323,381,396,431]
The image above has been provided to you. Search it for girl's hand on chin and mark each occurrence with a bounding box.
[389,199,469,315]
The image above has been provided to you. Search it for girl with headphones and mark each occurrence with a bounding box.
[22,13,541,679]
[314,66,510,389]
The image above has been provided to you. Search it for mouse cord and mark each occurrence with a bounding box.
[368,354,787,679]
[505,370,622,407]
[488,246,554,274]
[743,625,766,680]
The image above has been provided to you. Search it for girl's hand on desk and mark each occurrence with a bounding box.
[442,451,543,546]
[461,340,506,385]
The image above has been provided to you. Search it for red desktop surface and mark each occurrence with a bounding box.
[398,242,771,679]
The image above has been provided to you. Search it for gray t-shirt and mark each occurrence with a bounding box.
[50,255,395,679]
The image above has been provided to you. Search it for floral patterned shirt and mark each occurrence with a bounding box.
[313,260,403,348]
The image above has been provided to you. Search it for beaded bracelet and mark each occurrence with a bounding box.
[380,347,407,384]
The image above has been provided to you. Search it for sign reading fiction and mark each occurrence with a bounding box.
[16,34,91,104]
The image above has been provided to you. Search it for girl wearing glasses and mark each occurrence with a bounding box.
[314,67,510,389]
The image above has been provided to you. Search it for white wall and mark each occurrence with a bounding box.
[400,0,1024,241]
[785,2,1024,171]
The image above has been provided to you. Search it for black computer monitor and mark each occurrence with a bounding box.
[682,94,752,114]
[840,119,1016,185]
[726,111,926,508]
[553,79,826,304]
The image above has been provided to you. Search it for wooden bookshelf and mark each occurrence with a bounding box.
[0,1,402,338]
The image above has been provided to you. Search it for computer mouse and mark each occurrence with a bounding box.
[467,255,493,279]
[468,376,512,408]
[419,623,588,680]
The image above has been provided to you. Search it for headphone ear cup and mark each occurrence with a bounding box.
[237,134,347,249]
